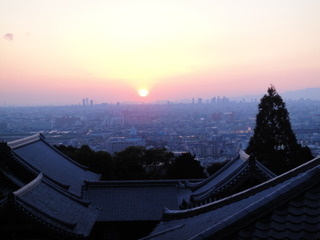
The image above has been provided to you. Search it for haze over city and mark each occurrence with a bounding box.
[1,0,319,106]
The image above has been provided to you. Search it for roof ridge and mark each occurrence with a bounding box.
[189,166,320,240]
[49,146,87,170]
[191,161,249,201]
[13,173,43,196]
[8,133,43,149]
[189,158,276,206]
[8,134,101,179]
[239,150,250,161]
[41,136,98,172]
[163,156,320,220]
[14,195,77,231]
[9,173,97,237]
[186,153,241,190]
[41,176,91,207]
[255,160,277,178]
[7,149,72,191]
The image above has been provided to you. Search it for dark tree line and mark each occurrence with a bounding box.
[56,86,313,180]
[55,145,206,180]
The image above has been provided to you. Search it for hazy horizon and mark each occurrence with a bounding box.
[1,1,319,106]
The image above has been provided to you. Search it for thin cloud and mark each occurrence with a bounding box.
[4,33,14,41]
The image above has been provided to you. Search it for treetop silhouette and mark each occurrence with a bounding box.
[246,85,313,174]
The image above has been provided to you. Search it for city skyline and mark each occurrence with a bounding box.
[1,0,320,106]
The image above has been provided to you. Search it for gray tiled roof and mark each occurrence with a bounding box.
[8,134,100,195]
[83,180,182,221]
[233,183,320,239]
[187,151,249,193]
[182,151,276,206]
[9,173,99,238]
[142,156,320,240]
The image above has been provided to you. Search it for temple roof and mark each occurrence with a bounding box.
[7,133,100,195]
[7,173,99,238]
[142,155,320,240]
[82,180,185,222]
[181,150,276,207]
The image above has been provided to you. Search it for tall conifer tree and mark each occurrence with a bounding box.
[246,85,313,174]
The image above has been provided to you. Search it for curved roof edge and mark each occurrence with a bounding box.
[239,150,249,161]
[8,133,44,149]
[185,153,242,190]
[5,146,72,191]
[163,155,320,221]
[13,173,91,206]
[7,173,98,238]
[255,159,277,178]
[12,194,78,231]
[190,162,250,202]
[190,156,276,204]
[8,133,101,176]
[187,150,249,191]
[13,173,43,196]
[189,165,320,240]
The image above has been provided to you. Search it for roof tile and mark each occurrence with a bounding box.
[8,134,100,194]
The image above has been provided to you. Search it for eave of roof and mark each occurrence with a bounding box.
[185,153,245,191]
[8,173,99,238]
[7,133,43,149]
[164,156,320,220]
[7,134,101,194]
[143,156,320,240]
[182,151,275,206]
[192,157,275,203]
[190,167,320,240]
[8,133,97,171]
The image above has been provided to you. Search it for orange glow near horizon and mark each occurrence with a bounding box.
[1,0,320,106]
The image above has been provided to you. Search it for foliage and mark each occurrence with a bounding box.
[113,146,147,180]
[56,145,205,180]
[55,144,114,180]
[246,86,313,174]
[142,148,174,179]
[166,152,206,179]
[206,161,229,176]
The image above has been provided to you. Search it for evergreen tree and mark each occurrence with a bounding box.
[246,85,313,174]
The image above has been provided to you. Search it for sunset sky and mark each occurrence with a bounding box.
[1,0,319,106]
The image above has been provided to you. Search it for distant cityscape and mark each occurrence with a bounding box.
[1,97,320,167]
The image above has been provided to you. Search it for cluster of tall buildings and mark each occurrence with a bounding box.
[82,97,94,107]
[192,96,230,104]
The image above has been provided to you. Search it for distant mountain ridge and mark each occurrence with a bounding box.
[233,88,320,102]
[281,88,320,100]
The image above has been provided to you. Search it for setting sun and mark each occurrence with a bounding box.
[138,89,149,97]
